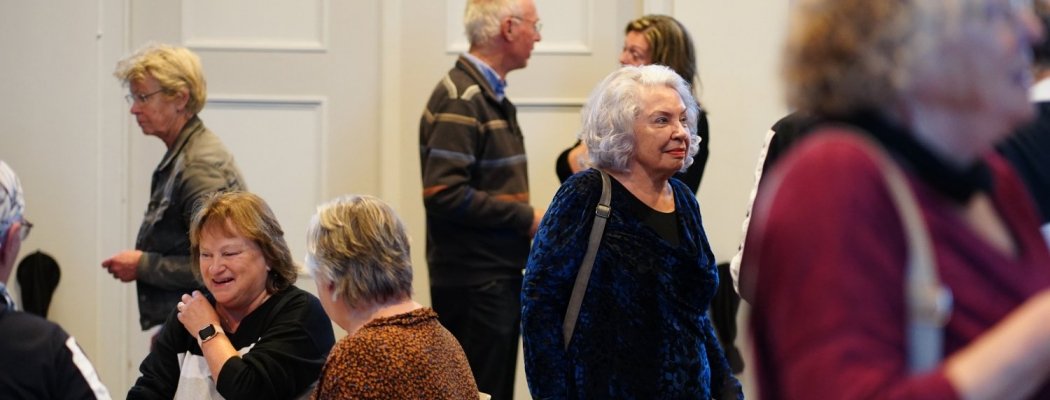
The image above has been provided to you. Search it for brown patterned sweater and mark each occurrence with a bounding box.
[312,307,479,400]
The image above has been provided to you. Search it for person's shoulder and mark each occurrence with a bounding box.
[767,129,889,201]
[429,60,482,95]
[278,287,331,322]
[560,169,604,198]
[0,310,68,346]
[182,120,226,147]
[669,178,696,204]
[275,285,316,307]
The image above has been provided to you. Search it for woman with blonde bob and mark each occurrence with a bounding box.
[102,43,246,333]
[129,191,334,399]
[523,64,741,399]
[741,0,1050,398]
[306,195,479,400]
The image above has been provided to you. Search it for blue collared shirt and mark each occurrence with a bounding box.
[462,52,507,101]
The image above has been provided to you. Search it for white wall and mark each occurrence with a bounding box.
[678,0,791,261]
[0,1,788,398]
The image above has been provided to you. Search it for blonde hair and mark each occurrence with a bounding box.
[114,43,208,115]
[626,15,699,93]
[306,195,413,309]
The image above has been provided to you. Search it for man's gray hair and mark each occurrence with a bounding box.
[464,0,523,46]
[581,65,700,173]
[0,161,24,245]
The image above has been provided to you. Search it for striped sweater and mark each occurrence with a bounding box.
[419,56,534,285]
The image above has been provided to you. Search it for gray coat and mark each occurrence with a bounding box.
[135,116,245,330]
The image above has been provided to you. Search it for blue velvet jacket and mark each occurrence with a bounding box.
[522,169,742,399]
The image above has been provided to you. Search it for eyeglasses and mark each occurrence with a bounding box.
[511,16,543,33]
[124,89,165,105]
[17,219,32,241]
[0,217,31,245]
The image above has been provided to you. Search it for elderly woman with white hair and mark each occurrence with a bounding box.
[522,65,741,399]
[306,195,479,400]
[741,0,1050,398]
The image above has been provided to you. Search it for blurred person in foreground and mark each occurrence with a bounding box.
[999,1,1050,248]
[128,192,334,399]
[0,161,111,399]
[103,43,246,333]
[418,0,543,398]
[740,0,1050,398]
[306,194,479,400]
[556,14,711,193]
[523,65,742,399]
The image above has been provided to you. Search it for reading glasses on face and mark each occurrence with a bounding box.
[124,89,165,105]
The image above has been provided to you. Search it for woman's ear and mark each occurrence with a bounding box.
[174,89,191,112]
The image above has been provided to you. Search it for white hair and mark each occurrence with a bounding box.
[581,65,700,173]
[0,161,24,245]
[464,0,522,45]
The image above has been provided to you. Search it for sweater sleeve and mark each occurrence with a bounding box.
[521,171,599,398]
[215,291,335,399]
[747,134,959,399]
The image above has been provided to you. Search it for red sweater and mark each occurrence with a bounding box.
[745,131,1050,399]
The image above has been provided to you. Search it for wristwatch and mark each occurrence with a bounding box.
[198,324,220,344]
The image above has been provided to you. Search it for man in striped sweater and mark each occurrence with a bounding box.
[418,0,542,398]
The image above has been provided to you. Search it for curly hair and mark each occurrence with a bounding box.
[783,0,1001,116]
[581,65,699,173]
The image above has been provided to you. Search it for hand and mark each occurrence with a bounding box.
[101,250,142,282]
[530,208,545,238]
[176,291,220,339]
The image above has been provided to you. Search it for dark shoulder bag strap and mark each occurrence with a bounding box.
[562,170,612,351]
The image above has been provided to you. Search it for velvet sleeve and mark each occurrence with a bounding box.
[216,291,335,399]
[521,170,601,399]
[701,314,743,399]
[747,134,959,399]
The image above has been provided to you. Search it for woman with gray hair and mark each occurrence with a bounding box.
[741,0,1050,398]
[522,65,741,399]
[306,195,479,399]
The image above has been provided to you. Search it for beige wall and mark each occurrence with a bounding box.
[0,1,788,398]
